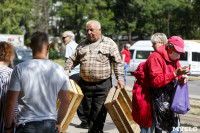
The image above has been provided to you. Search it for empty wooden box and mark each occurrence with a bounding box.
[56,79,83,132]
[104,87,140,133]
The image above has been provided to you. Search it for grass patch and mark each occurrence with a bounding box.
[190,104,200,109]
[188,76,200,80]
[181,123,200,128]
[51,59,65,67]
[190,112,200,115]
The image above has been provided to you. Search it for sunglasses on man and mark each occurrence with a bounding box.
[62,36,70,40]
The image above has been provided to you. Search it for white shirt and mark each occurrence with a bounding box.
[65,41,80,76]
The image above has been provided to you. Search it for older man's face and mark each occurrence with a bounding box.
[62,33,71,44]
[86,23,101,42]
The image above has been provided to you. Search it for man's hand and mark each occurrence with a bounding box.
[56,124,61,133]
[117,80,125,89]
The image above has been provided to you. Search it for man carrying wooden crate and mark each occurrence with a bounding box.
[65,20,125,133]
[4,31,70,133]
[62,30,88,129]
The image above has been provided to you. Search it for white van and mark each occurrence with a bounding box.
[127,40,200,76]
[127,40,153,73]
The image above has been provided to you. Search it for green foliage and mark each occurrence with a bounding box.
[55,0,116,42]
[50,58,65,67]
[0,0,32,34]
[49,47,59,59]
[1,0,200,45]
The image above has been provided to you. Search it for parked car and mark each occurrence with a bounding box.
[13,48,32,66]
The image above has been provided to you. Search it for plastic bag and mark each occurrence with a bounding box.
[171,82,190,114]
[151,81,178,131]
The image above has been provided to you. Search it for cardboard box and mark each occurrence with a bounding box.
[56,79,83,132]
[104,87,140,133]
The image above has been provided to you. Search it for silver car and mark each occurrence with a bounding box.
[13,48,32,66]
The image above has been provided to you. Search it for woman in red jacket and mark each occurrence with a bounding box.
[132,36,189,133]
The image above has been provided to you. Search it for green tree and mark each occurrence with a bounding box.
[89,0,115,36]
[112,0,143,43]
[55,0,115,43]
[56,0,91,42]
[30,0,52,33]
[0,0,32,34]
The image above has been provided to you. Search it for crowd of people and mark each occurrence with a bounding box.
[0,19,189,133]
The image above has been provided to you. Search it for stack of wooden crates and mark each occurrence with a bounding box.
[104,87,140,133]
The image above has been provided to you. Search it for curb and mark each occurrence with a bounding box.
[189,76,200,81]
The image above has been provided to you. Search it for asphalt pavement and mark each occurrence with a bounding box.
[67,112,118,133]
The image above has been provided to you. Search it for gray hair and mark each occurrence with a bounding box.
[151,33,168,44]
[125,44,131,48]
[64,31,75,40]
[86,20,101,29]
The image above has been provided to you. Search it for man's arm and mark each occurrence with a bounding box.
[56,90,70,132]
[64,53,80,72]
[110,40,125,89]
[4,91,19,133]
[122,54,125,62]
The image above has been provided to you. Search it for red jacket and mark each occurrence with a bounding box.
[132,62,152,127]
[132,44,181,127]
[145,45,181,89]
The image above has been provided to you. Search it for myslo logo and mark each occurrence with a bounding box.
[173,126,198,132]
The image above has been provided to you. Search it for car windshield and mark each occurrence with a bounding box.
[136,50,153,59]
[16,50,32,59]
[179,52,188,61]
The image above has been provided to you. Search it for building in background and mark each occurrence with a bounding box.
[0,34,24,48]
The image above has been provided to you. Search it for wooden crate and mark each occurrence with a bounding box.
[104,87,140,133]
[56,79,83,132]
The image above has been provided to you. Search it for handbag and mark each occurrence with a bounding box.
[171,82,190,114]
[151,81,178,131]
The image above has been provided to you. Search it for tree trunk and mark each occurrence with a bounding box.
[74,4,81,43]
[167,11,170,37]
[42,0,48,33]
[128,27,132,44]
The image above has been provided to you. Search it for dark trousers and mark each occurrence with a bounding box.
[80,77,112,133]
[69,73,87,124]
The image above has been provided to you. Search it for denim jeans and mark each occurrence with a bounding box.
[140,126,154,133]
[124,62,129,85]
[16,119,58,133]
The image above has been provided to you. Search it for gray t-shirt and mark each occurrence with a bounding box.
[8,59,69,126]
